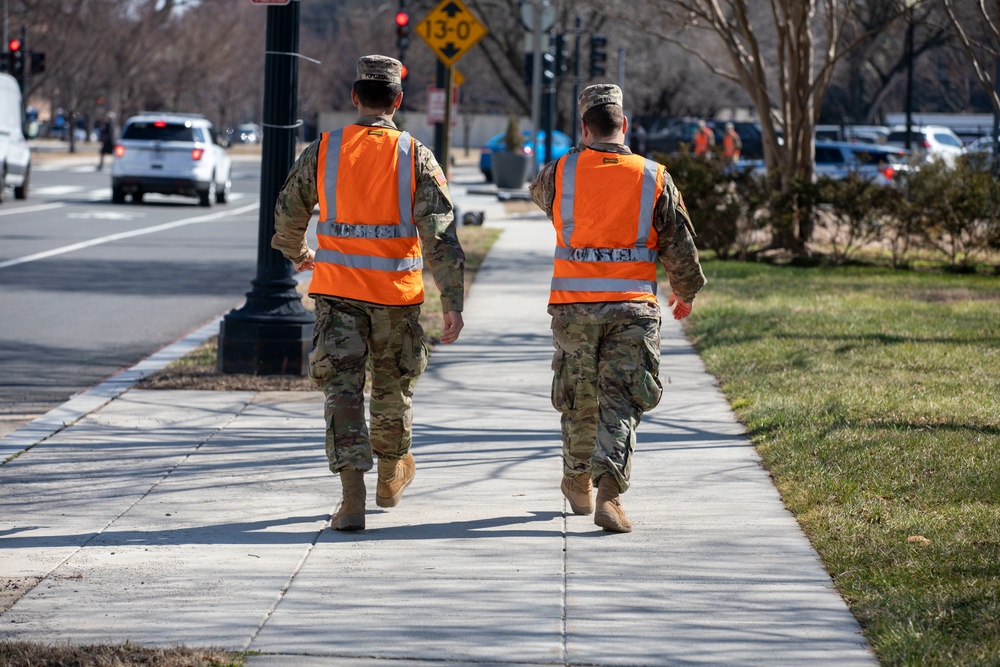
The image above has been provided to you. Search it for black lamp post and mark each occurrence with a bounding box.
[218,2,313,375]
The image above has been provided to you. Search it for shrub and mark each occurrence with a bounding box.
[816,174,900,265]
[896,157,1000,271]
[655,153,765,260]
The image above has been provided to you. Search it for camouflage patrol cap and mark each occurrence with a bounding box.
[356,55,403,85]
[578,84,623,116]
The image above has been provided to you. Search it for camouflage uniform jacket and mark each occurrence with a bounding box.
[529,141,706,321]
[271,115,466,312]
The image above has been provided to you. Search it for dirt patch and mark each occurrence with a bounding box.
[0,577,41,615]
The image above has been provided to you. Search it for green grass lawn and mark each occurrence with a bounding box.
[679,260,1000,666]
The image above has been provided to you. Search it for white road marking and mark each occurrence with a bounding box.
[0,202,260,270]
[32,185,87,196]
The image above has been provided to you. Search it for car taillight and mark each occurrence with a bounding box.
[922,140,931,149]
[881,166,894,180]
[154,121,167,128]
[114,144,125,158]
[191,148,204,161]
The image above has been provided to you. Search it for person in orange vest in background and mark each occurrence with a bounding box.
[692,119,715,157]
[271,55,466,532]
[722,122,743,165]
[529,84,707,533]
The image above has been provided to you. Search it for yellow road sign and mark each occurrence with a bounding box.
[415,0,488,68]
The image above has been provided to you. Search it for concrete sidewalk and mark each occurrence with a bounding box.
[0,170,876,666]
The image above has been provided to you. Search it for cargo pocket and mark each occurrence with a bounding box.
[399,319,429,379]
[308,306,335,384]
[550,349,576,412]
[629,334,662,412]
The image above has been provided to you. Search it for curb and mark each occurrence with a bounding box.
[0,312,231,464]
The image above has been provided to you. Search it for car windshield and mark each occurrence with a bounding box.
[123,122,200,142]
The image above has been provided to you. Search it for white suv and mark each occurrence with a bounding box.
[111,113,232,206]
[886,125,965,167]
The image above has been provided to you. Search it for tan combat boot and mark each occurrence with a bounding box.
[376,452,415,508]
[594,475,632,533]
[561,473,594,515]
[331,469,366,531]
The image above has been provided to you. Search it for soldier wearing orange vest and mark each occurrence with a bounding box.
[272,55,466,531]
[692,119,715,157]
[529,84,706,533]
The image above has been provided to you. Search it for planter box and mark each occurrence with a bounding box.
[492,151,532,189]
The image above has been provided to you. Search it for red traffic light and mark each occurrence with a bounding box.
[401,64,408,80]
[8,38,21,52]
[395,11,409,26]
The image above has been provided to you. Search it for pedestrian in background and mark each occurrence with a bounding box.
[96,118,115,171]
[529,84,706,533]
[722,122,742,165]
[692,119,715,157]
[271,55,466,532]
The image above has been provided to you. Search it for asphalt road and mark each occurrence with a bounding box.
[0,150,269,437]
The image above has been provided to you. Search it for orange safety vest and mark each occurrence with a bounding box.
[551,149,663,305]
[311,125,421,306]
[723,131,740,160]
[693,127,712,155]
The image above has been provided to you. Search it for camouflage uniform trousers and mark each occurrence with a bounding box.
[549,304,663,493]
[309,295,429,474]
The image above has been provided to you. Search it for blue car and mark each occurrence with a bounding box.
[479,129,573,181]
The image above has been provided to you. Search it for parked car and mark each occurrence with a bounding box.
[815,125,889,145]
[479,129,572,181]
[814,141,909,185]
[885,125,965,167]
[0,72,31,202]
[236,123,261,144]
[111,113,233,206]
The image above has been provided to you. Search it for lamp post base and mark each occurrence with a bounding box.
[218,315,313,376]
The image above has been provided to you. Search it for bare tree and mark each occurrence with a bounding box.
[939,0,1000,115]
[593,0,901,250]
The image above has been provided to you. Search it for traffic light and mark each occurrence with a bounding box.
[30,51,45,74]
[589,35,607,78]
[395,10,410,51]
[7,39,24,84]
[541,52,556,86]
[554,34,568,76]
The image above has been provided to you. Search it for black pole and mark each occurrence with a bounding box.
[433,61,446,163]
[904,10,914,151]
[544,30,555,167]
[993,56,999,175]
[218,1,313,375]
[572,15,582,146]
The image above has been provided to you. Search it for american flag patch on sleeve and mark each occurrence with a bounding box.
[434,170,447,186]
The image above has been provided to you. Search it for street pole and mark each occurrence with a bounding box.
[218,1,313,375]
[442,64,454,177]
[544,28,555,167]
[993,56,999,175]
[904,5,915,151]
[572,14,581,146]
[530,0,543,176]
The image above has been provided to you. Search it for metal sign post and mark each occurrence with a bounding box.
[415,0,487,168]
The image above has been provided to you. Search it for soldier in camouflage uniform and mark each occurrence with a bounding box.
[529,84,706,533]
[272,55,466,531]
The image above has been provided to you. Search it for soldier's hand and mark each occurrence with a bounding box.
[294,249,316,272]
[668,293,692,320]
[441,311,464,344]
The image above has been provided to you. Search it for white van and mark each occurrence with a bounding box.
[0,72,31,202]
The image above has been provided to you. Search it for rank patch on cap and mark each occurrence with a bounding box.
[434,170,447,186]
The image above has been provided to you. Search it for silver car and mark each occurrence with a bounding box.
[111,113,233,207]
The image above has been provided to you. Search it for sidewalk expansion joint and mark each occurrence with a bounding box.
[244,504,332,652]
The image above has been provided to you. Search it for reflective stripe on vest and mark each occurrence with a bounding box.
[311,126,423,306]
[551,149,662,304]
